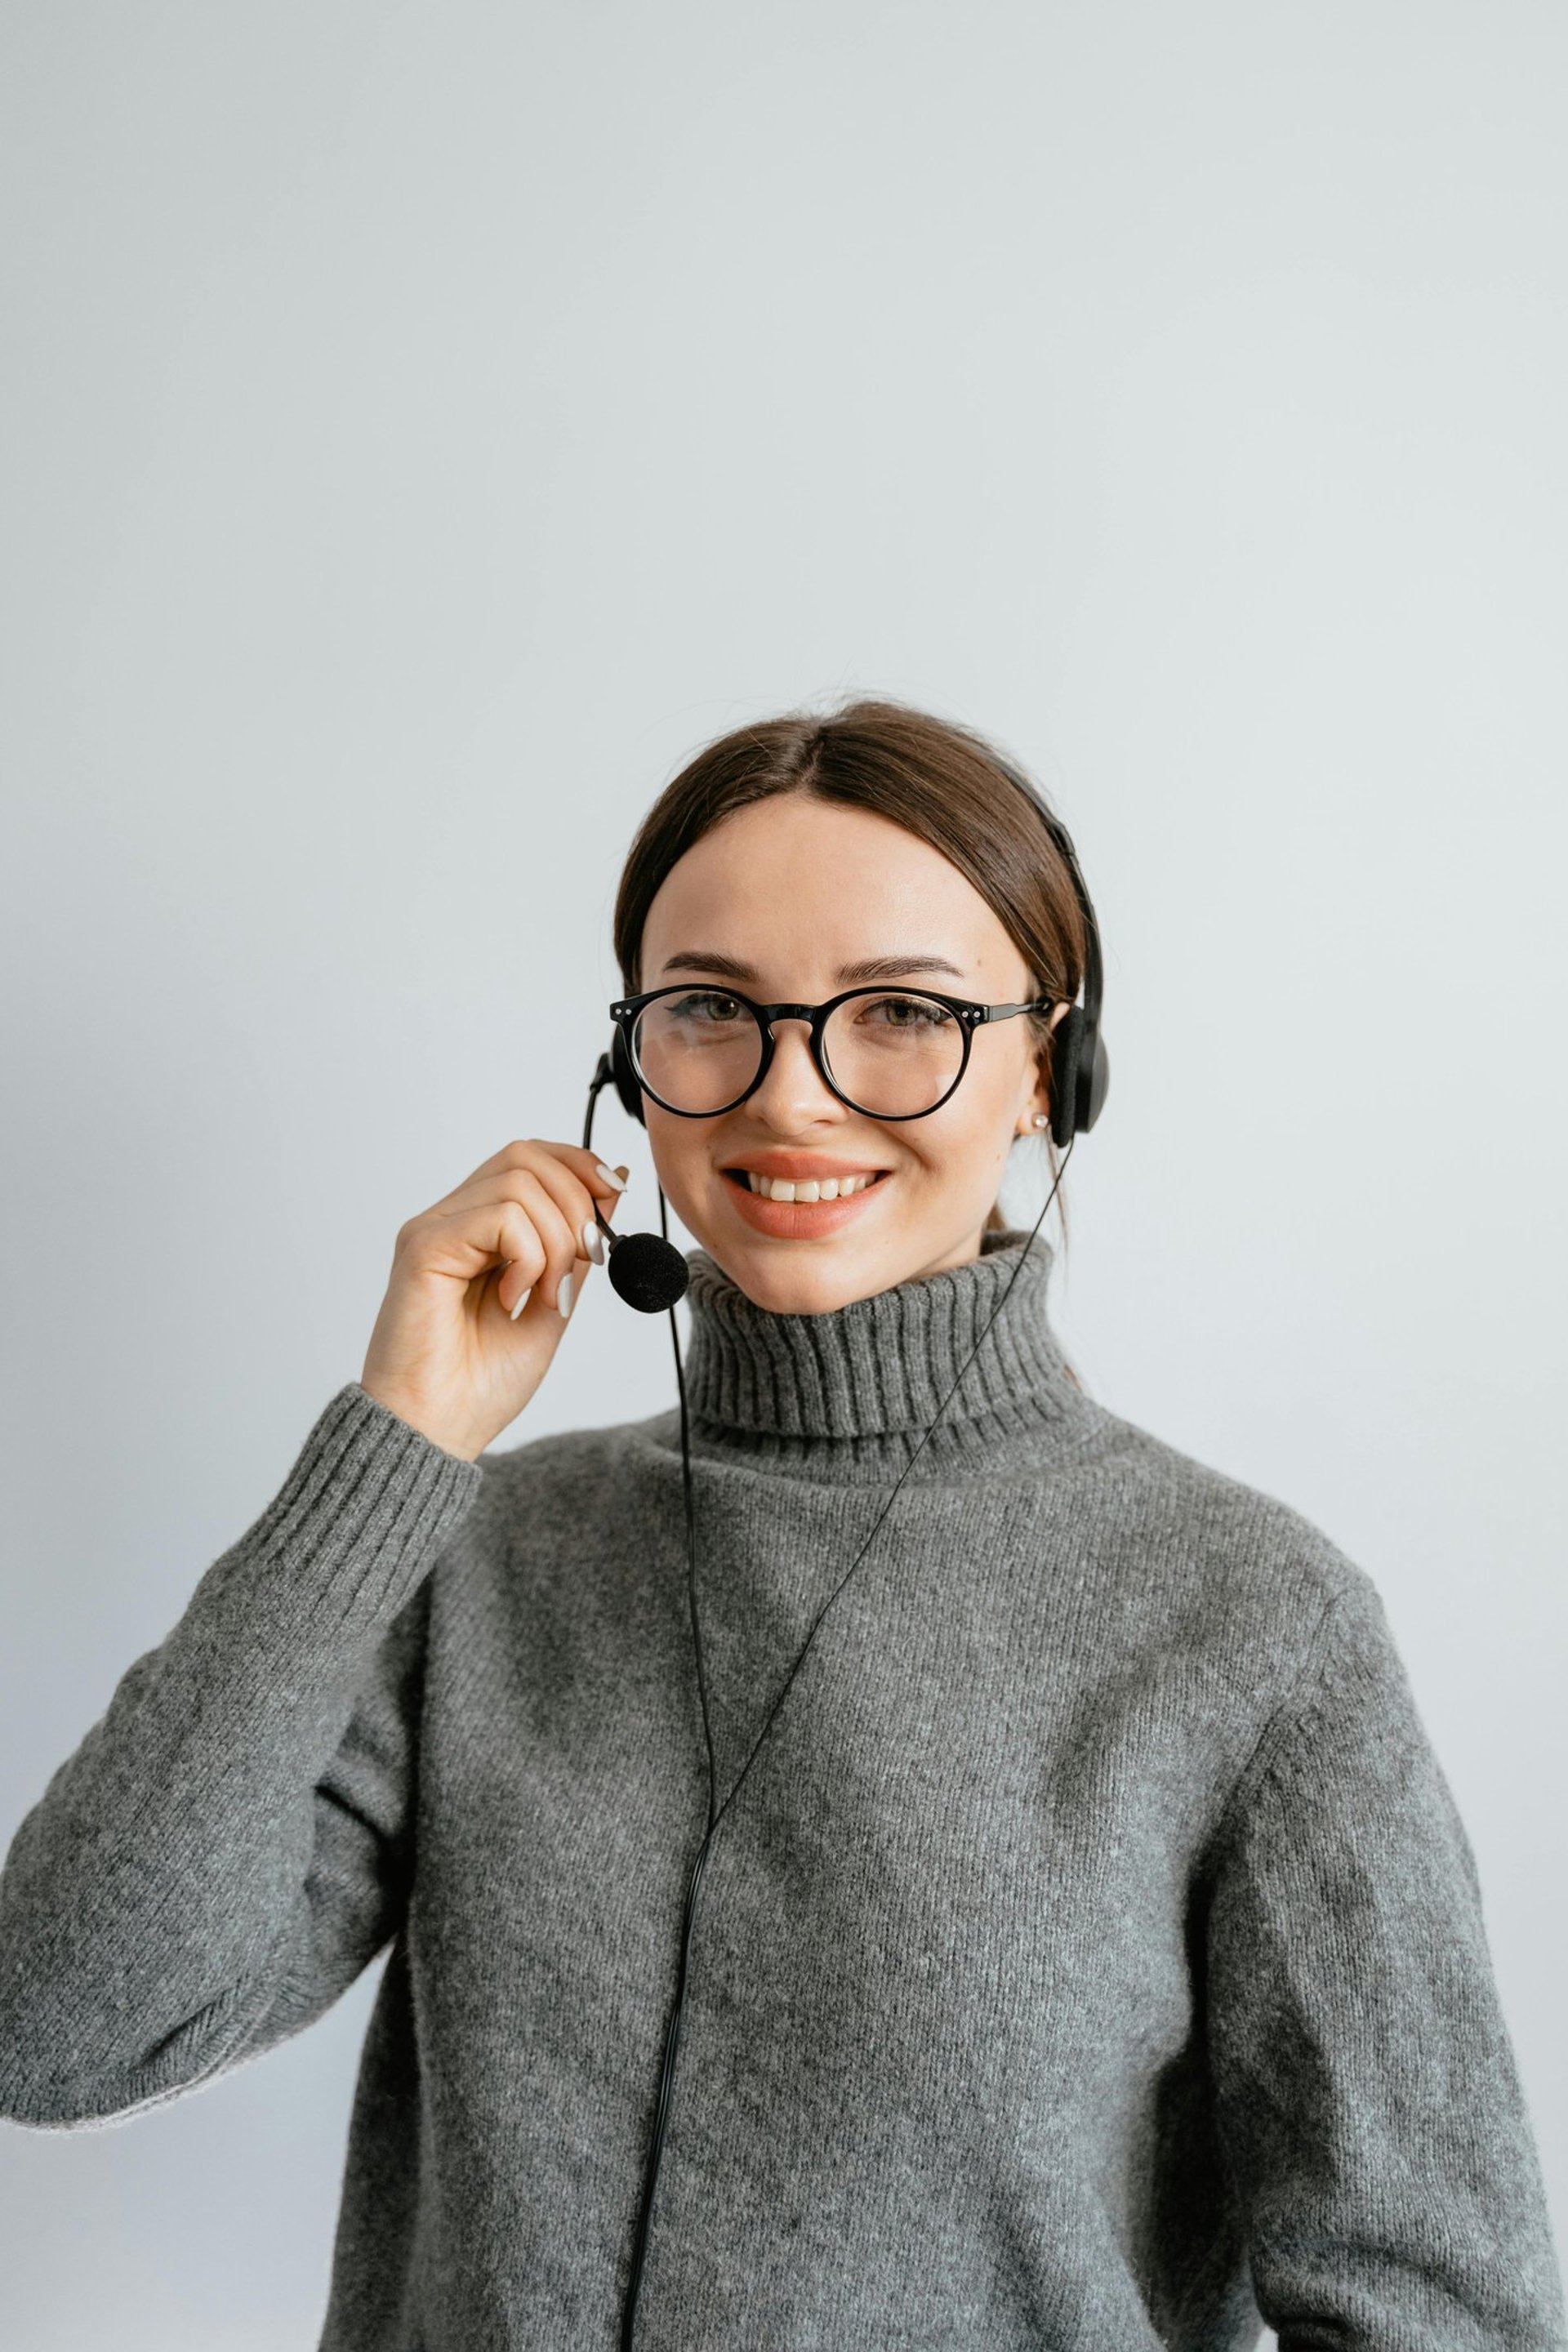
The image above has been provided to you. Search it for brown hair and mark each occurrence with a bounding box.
[612,694,1088,1250]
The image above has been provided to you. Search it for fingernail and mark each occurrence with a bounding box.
[558,1272,574,1319]
[510,1287,532,1322]
[581,1218,604,1266]
[595,1161,627,1192]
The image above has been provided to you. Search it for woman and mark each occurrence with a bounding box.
[0,698,1561,2350]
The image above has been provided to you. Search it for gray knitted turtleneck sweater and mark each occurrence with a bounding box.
[1,1228,1562,2350]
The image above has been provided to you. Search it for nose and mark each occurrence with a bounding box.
[749,1014,844,1123]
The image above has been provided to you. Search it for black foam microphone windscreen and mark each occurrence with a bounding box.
[608,1228,690,1313]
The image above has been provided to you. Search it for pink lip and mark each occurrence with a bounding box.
[722,1167,891,1237]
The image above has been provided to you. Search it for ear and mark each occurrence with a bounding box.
[1019,1003,1068,1135]
[1025,997,1071,1134]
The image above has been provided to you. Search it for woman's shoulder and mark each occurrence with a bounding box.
[1073,1401,1388,1686]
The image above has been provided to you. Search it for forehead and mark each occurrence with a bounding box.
[640,796,1017,978]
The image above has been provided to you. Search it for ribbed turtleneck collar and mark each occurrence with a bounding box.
[673,1225,1107,1481]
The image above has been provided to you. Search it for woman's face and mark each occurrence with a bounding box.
[635,793,1067,1312]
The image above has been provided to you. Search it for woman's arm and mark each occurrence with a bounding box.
[0,1382,482,2129]
[1205,1569,1567,2349]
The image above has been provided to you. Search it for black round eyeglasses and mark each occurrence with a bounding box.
[608,983,1059,1121]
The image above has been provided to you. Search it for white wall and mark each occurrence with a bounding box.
[2,3,1563,2342]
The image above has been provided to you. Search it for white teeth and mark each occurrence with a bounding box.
[744,1171,881,1201]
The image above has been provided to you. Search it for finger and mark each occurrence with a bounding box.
[501,1152,618,1273]
[452,1163,625,1276]
[435,1138,631,1217]
[493,1205,593,1322]
[495,1216,599,1324]
[427,1168,580,1313]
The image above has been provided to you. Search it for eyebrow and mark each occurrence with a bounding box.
[654,951,970,985]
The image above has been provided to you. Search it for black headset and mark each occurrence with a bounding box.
[577,755,1109,2347]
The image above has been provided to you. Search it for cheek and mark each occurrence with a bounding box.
[642,1112,711,1199]
[909,1089,1012,1169]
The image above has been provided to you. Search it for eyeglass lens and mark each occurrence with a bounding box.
[631,988,966,1117]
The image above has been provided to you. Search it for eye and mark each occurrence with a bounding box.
[667,990,746,1023]
[861,992,954,1029]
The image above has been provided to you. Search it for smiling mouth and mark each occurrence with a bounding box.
[723,1169,891,1203]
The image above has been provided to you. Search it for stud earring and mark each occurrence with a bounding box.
[1031,1113,1049,1129]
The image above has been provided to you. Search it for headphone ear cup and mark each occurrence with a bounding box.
[1048,1004,1084,1148]
[610,1027,648,1126]
[1080,1023,1110,1134]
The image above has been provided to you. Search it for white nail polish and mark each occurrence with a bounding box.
[595,1161,627,1192]
[510,1287,532,1321]
[558,1272,574,1319]
[581,1218,604,1265]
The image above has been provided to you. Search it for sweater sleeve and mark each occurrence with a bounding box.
[1205,1568,1568,2350]
[0,1381,483,2132]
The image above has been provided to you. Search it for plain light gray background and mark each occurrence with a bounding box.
[2,4,1564,2344]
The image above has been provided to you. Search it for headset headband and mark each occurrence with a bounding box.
[987,755,1104,1045]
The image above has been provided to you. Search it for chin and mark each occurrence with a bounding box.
[716,1234,909,1318]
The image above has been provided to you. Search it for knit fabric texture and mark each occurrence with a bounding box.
[1,1227,1563,2350]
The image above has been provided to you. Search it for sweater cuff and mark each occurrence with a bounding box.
[201,1382,484,1679]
